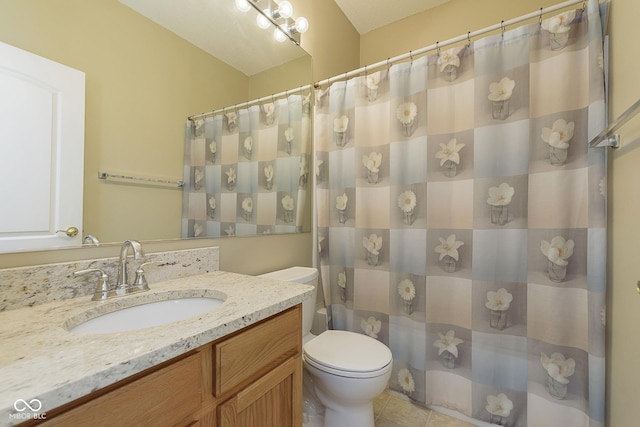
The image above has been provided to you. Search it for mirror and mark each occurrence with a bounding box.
[0,0,312,253]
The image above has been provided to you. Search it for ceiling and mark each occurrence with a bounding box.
[118,0,451,76]
[334,0,452,34]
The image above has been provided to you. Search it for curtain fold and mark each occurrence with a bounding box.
[314,1,606,425]
[182,94,310,237]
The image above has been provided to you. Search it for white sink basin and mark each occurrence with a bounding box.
[68,297,225,334]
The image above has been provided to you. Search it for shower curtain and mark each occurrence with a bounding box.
[314,1,606,426]
[183,94,310,237]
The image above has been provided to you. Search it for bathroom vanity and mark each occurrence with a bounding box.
[0,264,313,427]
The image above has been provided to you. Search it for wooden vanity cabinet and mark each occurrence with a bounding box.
[37,305,302,427]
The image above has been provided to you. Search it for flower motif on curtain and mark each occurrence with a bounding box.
[302,92,311,115]
[192,118,204,135]
[488,77,515,120]
[541,352,576,399]
[225,167,237,191]
[299,156,308,187]
[435,138,465,177]
[243,136,253,159]
[338,271,347,302]
[365,71,381,101]
[540,236,575,282]
[397,279,416,314]
[285,127,295,154]
[434,234,464,273]
[193,223,204,238]
[315,157,324,180]
[397,190,416,225]
[224,112,238,132]
[315,87,329,107]
[434,330,463,369]
[396,101,418,136]
[487,183,514,226]
[194,168,204,190]
[336,193,348,223]
[485,288,513,331]
[541,119,575,166]
[208,196,216,219]
[264,164,274,190]
[437,47,462,82]
[262,102,276,125]
[317,234,325,255]
[361,316,382,339]
[397,368,415,395]
[281,195,295,223]
[334,115,349,147]
[362,152,382,184]
[224,225,235,236]
[542,10,577,50]
[241,197,253,221]
[209,139,217,163]
[485,393,513,426]
[363,233,383,266]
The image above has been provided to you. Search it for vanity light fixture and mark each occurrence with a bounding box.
[235,0,251,12]
[240,0,309,44]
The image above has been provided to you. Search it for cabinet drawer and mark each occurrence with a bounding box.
[43,353,202,426]
[215,305,301,396]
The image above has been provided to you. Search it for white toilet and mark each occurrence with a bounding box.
[259,267,393,427]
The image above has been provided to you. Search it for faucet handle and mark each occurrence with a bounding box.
[74,268,111,301]
[132,261,156,290]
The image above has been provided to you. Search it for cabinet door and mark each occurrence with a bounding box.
[218,357,302,427]
[42,353,202,426]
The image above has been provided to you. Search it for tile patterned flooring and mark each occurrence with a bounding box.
[374,390,476,427]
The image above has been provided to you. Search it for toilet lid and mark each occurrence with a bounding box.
[303,330,392,373]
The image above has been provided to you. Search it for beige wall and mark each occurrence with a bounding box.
[607,0,640,424]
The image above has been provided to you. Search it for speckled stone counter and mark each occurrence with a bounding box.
[0,270,313,425]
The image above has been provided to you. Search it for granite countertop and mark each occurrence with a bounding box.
[0,270,313,424]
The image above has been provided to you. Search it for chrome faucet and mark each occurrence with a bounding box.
[116,240,145,289]
[74,239,152,301]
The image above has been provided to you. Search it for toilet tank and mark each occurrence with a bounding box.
[258,267,318,336]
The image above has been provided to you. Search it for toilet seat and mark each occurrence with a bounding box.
[303,330,393,379]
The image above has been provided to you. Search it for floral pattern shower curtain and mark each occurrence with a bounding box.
[183,94,310,237]
[314,1,606,426]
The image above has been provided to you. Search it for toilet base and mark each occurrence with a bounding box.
[323,402,374,427]
[313,382,376,427]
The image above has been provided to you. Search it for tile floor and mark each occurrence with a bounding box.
[373,390,476,427]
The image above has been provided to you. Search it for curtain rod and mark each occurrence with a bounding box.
[189,0,584,121]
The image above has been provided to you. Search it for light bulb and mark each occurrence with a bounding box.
[235,0,251,12]
[294,16,309,33]
[277,1,293,19]
[274,28,287,42]
[256,11,271,29]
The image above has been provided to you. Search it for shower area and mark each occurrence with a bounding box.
[314,0,607,426]
[180,0,619,425]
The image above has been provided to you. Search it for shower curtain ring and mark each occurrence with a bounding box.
[436,42,440,55]
[409,50,413,63]
[501,20,505,38]
[387,58,391,70]
[539,8,543,26]
[467,31,471,47]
